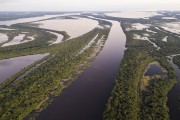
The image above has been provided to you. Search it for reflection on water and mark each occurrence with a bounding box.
[37,20,126,120]
[168,56,180,79]
[145,63,166,76]
[34,17,99,39]
[0,53,48,83]
[167,55,180,120]
[167,83,180,120]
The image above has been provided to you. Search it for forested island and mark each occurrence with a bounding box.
[0,11,180,120]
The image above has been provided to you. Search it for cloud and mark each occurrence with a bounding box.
[0,0,8,3]
[0,0,13,3]
[0,0,179,11]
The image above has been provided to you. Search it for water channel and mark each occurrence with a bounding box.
[167,55,180,120]
[0,54,48,83]
[37,20,126,120]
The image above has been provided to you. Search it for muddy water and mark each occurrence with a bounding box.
[0,33,8,44]
[0,54,48,83]
[47,31,64,45]
[37,20,126,120]
[34,17,99,39]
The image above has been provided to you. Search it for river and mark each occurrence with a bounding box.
[33,17,99,39]
[167,55,180,120]
[0,13,80,26]
[36,20,126,120]
[0,53,48,83]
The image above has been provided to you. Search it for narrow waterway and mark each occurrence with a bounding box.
[47,31,64,45]
[37,20,126,120]
[167,55,180,120]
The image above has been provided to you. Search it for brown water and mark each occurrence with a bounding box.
[36,20,126,120]
[34,17,99,39]
[0,53,48,83]
[47,31,64,45]
[167,56,180,120]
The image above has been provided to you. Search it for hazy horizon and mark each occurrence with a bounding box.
[0,0,179,11]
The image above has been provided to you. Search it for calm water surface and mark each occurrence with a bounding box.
[47,31,64,44]
[167,56,180,120]
[145,64,166,76]
[0,33,8,44]
[0,54,48,83]
[34,17,99,39]
[37,20,126,120]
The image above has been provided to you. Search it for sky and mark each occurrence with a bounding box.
[0,0,180,11]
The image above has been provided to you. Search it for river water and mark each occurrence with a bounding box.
[33,17,99,39]
[37,20,126,120]
[167,55,180,120]
[0,54,48,83]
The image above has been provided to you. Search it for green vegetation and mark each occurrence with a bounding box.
[103,17,177,120]
[0,17,111,119]
[0,27,56,59]
[141,55,176,120]
[124,30,154,47]
[12,23,70,40]
[0,27,71,59]
[104,49,153,120]
[141,77,176,120]
[173,55,180,69]
[1,13,180,120]
[149,27,180,55]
